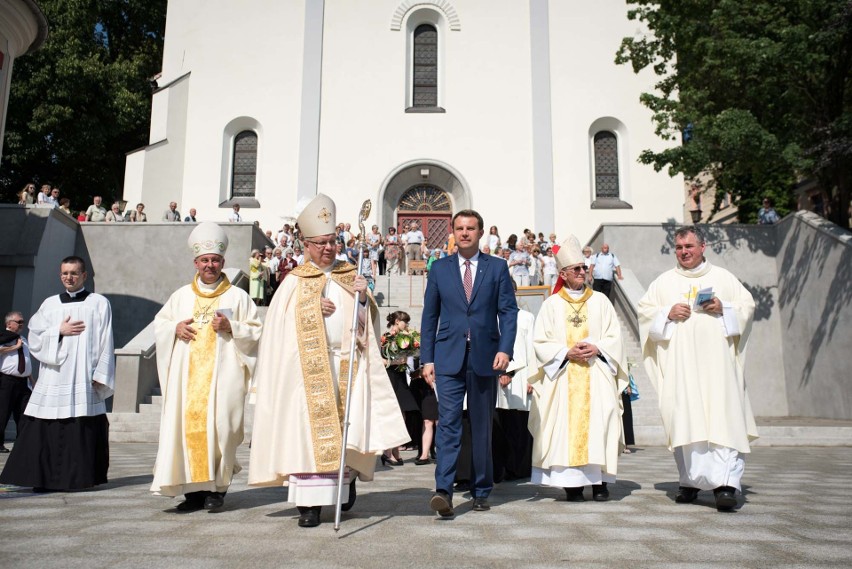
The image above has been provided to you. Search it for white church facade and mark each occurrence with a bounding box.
[122,0,683,246]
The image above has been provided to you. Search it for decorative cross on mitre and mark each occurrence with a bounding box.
[296,193,337,238]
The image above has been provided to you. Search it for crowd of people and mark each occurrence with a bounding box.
[0,194,758,528]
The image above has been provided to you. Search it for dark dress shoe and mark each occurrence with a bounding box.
[675,486,700,503]
[592,482,609,502]
[714,486,737,511]
[297,506,322,527]
[341,479,357,512]
[414,457,432,465]
[564,487,585,502]
[472,497,491,511]
[203,492,225,511]
[0,446,9,454]
[176,497,205,512]
[429,491,454,518]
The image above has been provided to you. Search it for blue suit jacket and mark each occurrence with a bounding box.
[421,253,518,377]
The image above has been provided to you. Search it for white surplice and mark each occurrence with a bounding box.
[26,291,114,419]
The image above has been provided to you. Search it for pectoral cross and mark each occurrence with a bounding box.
[570,313,586,328]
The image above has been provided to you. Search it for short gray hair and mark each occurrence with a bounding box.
[5,311,22,325]
[674,226,705,245]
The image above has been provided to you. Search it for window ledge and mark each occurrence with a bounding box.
[219,197,260,208]
[591,198,633,210]
[405,106,446,114]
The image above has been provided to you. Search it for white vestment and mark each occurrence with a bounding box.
[248,262,408,506]
[151,277,262,496]
[638,261,758,491]
[26,291,115,419]
[529,289,627,487]
[497,309,539,411]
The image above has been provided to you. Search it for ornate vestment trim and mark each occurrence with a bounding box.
[185,275,231,482]
[559,286,592,466]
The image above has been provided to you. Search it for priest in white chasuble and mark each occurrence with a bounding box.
[638,226,757,512]
[248,194,408,529]
[151,222,262,512]
[529,236,627,503]
[0,256,114,491]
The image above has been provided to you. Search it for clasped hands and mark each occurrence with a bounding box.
[667,297,723,322]
[564,341,599,364]
[176,313,231,342]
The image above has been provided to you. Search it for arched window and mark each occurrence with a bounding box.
[412,24,438,108]
[593,131,619,199]
[231,131,257,198]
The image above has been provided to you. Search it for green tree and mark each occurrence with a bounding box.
[0,0,166,211]
[616,0,852,227]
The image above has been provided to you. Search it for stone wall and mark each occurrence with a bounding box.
[776,213,852,419]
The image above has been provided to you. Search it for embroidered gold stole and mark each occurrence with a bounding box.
[291,261,371,472]
[186,275,231,482]
[558,286,593,466]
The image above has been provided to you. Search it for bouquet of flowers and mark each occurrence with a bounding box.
[381,328,421,371]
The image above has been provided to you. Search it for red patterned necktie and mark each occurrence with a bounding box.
[463,260,473,302]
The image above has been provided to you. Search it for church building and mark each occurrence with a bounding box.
[122,0,683,246]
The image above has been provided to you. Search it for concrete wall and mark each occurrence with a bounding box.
[588,221,789,417]
[0,207,271,350]
[776,212,852,419]
[0,206,79,321]
[77,221,270,347]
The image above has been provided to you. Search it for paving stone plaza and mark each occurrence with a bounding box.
[2,443,851,568]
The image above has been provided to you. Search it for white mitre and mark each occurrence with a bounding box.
[555,235,584,270]
[297,193,336,238]
[188,221,228,258]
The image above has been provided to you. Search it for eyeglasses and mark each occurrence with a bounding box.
[561,266,587,275]
[10,319,24,324]
[305,239,338,248]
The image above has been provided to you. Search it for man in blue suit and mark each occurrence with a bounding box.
[421,210,518,516]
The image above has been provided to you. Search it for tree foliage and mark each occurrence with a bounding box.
[0,0,166,210]
[616,0,852,226]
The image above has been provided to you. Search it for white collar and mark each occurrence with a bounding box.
[682,260,707,274]
[458,251,481,266]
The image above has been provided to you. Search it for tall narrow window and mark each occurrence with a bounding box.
[593,131,619,199]
[412,24,438,107]
[231,131,257,198]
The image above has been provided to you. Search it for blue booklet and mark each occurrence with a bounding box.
[692,287,714,309]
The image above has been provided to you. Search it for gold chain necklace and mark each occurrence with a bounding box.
[567,301,587,328]
[193,297,218,325]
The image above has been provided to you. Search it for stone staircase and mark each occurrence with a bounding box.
[613,313,666,446]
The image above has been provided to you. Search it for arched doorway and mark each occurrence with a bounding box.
[377,160,471,245]
[397,184,452,251]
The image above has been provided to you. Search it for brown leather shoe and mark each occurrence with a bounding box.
[429,491,454,517]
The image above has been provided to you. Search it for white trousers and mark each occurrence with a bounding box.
[674,441,745,492]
